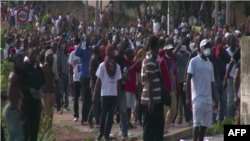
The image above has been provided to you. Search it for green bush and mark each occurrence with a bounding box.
[0,29,5,60]
[206,118,236,135]
[1,61,13,90]
[84,136,96,141]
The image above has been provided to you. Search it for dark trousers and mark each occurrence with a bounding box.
[73,81,82,118]
[21,99,42,141]
[1,124,5,141]
[142,103,164,141]
[61,75,69,108]
[100,96,117,139]
[136,85,143,122]
[87,86,101,125]
[178,82,192,122]
[80,77,92,122]
[56,80,62,111]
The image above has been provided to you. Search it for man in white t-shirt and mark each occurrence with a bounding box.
[28,8,34,23]
[153,19,160,35]
[186,39,216,141]
[68,41,82,122]
[130,24,136,35]
[94,45,122,141]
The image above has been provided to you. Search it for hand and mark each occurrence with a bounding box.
[182,85,186,92]
[148,101,154,114]
[18,112,25,123]
[117,97,121,106]
[92,94,95,104]
[69,80,73,86]
[234,96,239,106]
[29,88,37,95]
[212,101,217,111]
[223,79,227,89]
[186,98,191,109]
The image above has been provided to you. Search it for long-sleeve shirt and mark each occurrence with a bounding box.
[75,47,93,78]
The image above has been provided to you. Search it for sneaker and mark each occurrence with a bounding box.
[96,134,103,141]
[73,117,78,122]
[58,109,63,114]
[121,135,128,141]
[127,123,137,129]
[171,123,175,127]
[187,120,193,126]
[65,107,71,111]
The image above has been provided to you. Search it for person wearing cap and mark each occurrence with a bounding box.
[186,39,216,141]
[158,43,178,133]
[41,49,59,126]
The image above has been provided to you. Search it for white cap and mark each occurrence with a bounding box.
[163,44,174,50]
[200,39,210,48]
[234,30,241,36]
[224,32,232,38]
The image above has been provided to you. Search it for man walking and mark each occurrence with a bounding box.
[94,45,122,141]
[20,48,45,141]
[141,36,164,141]
[75,37,93,125]
[186,39,216,141]
[68,39,81,122]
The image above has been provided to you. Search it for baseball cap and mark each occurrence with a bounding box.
[200,39,211,48]
[163,44,174,50]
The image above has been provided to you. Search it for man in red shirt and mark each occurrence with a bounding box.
[125,48,140,128]
[158,44,178,133]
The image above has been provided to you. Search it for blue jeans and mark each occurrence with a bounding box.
[61,75,69,108]
[226,78,235,118]
[87,86,101,125]
[212,81,226,123]
[99,96,117,139]
[119,90,128,137]
[3,103,24,141]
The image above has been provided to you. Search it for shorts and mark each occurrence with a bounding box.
[126,92,135,108]
[192,101,212,128]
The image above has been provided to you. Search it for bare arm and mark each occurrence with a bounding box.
[233,68,240,100]
[146,71,154,103]
[8,74,23,117]
[117,80,121,104]
[93,78,101,101]
[185,73,193,103]
[223,60,235,89]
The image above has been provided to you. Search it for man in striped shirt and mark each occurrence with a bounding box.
[141,36,164,141]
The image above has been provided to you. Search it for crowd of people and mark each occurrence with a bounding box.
[1,1,243,141]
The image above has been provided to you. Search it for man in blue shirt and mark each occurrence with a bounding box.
[75,38,93,125]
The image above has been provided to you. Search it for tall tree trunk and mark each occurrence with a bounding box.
[137,4,141,20]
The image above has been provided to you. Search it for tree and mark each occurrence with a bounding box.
[124,1,146,20]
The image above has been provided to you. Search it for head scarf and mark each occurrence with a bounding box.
[215,44,223,58]
[104,45,117,77]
